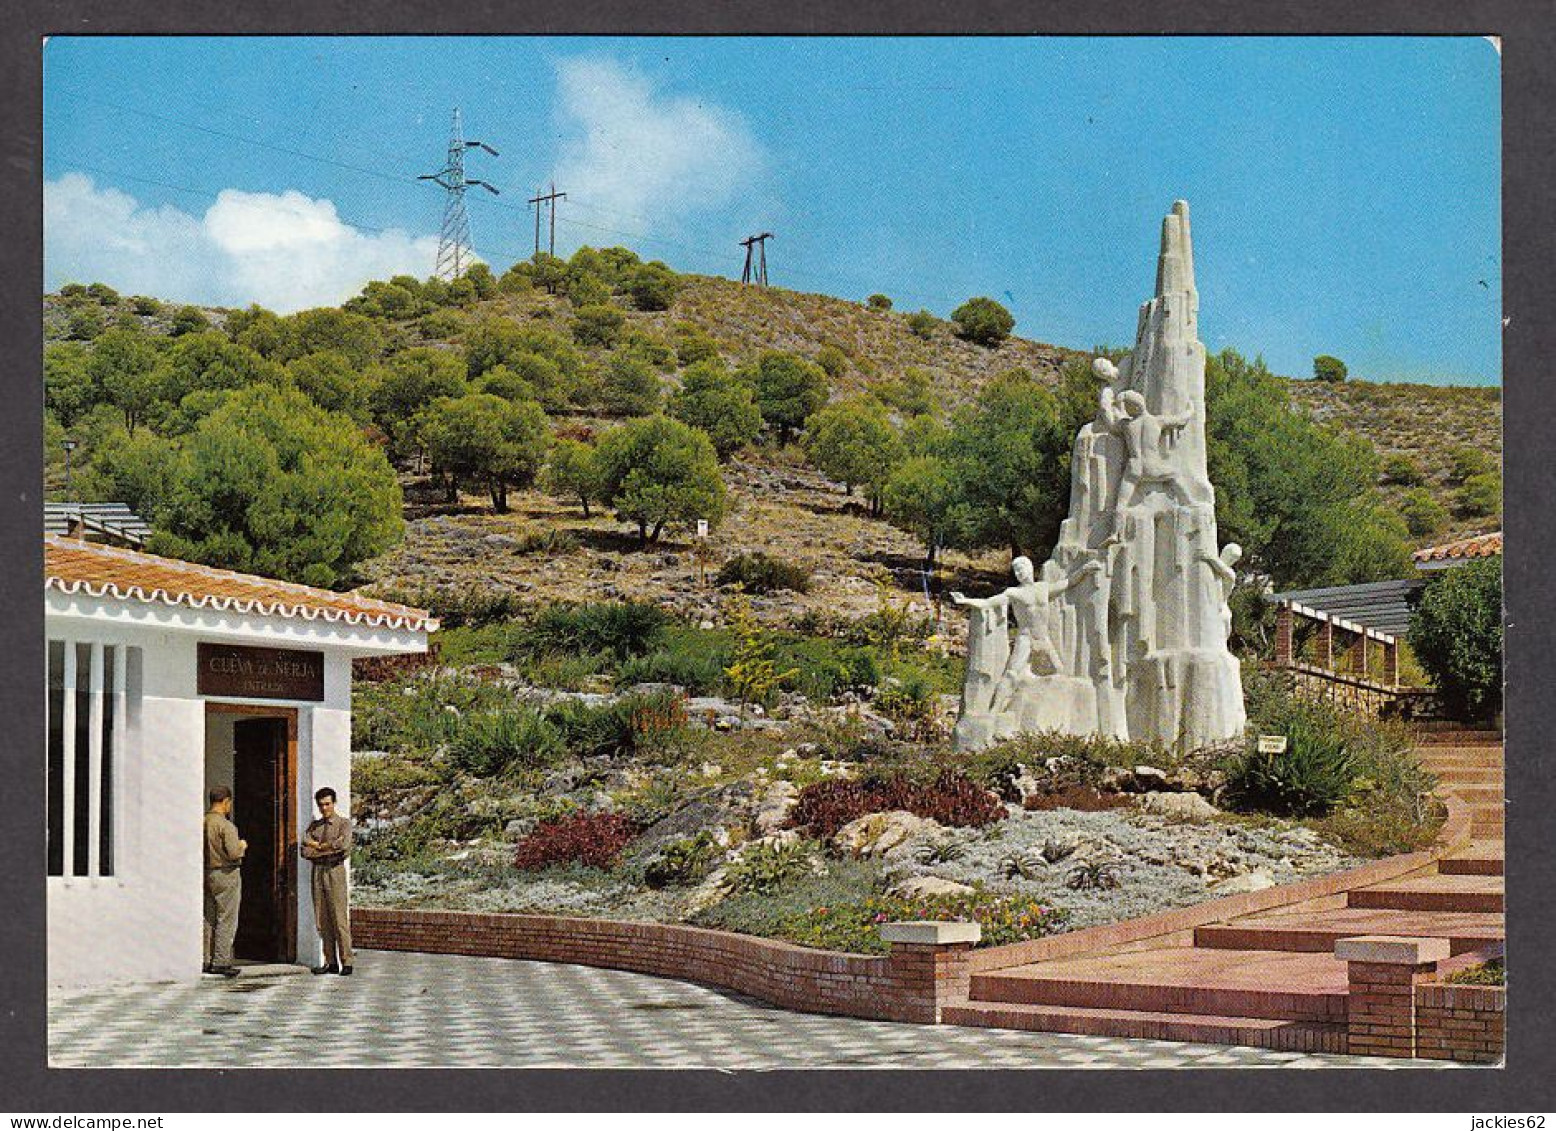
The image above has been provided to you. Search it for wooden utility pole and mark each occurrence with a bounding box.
[528,183,567,258]
[740,232,773,285]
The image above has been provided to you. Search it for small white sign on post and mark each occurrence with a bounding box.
[1256,734,1289,754]
[696,519,709,539]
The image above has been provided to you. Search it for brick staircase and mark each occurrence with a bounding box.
[944,730,1504,1055]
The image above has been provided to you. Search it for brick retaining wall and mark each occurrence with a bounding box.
[1415,982,1506,1064]
[352,908,972,1024]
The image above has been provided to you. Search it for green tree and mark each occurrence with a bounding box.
[1410,558,1502,719]
[285,351,370,421]
[44,342,97,428]
[803,399,903,514]
[227,305,294,358]
[566,272,613,309]
[86,326,163,434]
[599,353,663,416]
[159,332,284,406]
[420,393,550,512]
[542,437,604,517]
[346,279,424,320]
[464,262,498,300]
[1205,349,1410,588]
[136,384,403,587]
[740,351,830,444]
[951,296,1015,347]
[882,456,963,570]
[368,347,469,460]
[943,370,1069,557]
[465,320,583,395]
[86,282,120,304]
[572,303,626,347]
[626,262,679,311]
[165,305,208,336]
[667,361,762,460]
[871,367,937,417]
[905,310,937,340]
[1312,355,1349,383]
[594,416,727,545]
[474,363,538,404]
[282,308,384,367]
[68,308,104,341]
[1399,488,1449,537]
[866,293,893,311]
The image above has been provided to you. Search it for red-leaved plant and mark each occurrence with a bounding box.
[786,771,1005,838]
[513,812,640,871]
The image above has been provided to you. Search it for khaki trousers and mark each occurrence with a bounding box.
[203,868,242,967]
[311,861,353,967]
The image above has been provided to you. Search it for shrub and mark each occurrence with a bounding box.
[905,310,937,340]
[1227,712,1356,818]
[725,840,815,895]
[950,297,1015,346]
[1023,787,1132,812]
[715,551,813,594]
[787,771,1005,839]
[1446,958,1505,986]
[672,323,721,366]
[774,637,880,703]
[1458,472,1501,519]
[448,709,567,777]
[642,832,720,888]
[815,344,849,380]
[1382,453,1424,486]
[170,305,211,336]
[866,293,893,311]
[1400,488,1449,537]
[511,601,669,660]
[599,354,663,416]
[1410,557,1503,719]
[616,629,731,694]
[513,812,639,871]
[571,303,625,347]
[873,671,941,742]
[626,262,679,311]
[1448,445,1494,484]
[367,584,525,629]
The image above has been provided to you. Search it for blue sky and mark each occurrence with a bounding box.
[43,36,1501,385]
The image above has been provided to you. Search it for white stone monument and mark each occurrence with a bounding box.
[952,200,1245,753]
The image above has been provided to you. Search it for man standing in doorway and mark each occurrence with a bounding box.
[203,785,246,977]
[302,787,354,976]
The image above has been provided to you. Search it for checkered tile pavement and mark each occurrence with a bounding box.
[48,949,1453,1069]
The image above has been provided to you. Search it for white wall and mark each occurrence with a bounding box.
[47,608,413,988]
[204,712,235,800]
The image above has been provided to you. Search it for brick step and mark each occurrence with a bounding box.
[1194,906,1503,955]
[1472,811,1505,837]
[1432,766,1504,785]
[1444,785,1505,807]
[970,948,1347,1022]
[1416,751,1506,770]
[1348,874,1503,914]
[942,999,1348,1053]
[1414,730,1503,744]
[1438,848,1505,877]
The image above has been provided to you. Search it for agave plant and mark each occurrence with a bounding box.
[913,839,967,865]
[998,848,1047,881]
[1066,861,1122,891]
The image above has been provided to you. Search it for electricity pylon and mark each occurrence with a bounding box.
[418,107,500,280]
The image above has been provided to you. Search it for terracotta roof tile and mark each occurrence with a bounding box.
[1412,531,1503,564]
[44,535,436,633]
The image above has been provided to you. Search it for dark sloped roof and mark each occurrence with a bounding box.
[1266,577,1428,638]
[44,503,152,546]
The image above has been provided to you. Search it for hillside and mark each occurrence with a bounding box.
[42,271,1499,522]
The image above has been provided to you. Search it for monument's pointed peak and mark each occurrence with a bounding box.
[1153,200,1196,300]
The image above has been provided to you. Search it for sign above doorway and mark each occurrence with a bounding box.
[197,643,324,702]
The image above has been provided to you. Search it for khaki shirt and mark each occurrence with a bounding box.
[204,810,245,871]
[302,812,352,866]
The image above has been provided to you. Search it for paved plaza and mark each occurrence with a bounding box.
[48,949,1454,1069]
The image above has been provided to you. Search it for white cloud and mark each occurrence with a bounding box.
[44,173,439,312]
[550,57,765,242]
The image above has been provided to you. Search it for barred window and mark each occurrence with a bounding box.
[46,640,136,878]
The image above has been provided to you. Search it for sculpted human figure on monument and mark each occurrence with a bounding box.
[1114,390,1198,515]
[951,555,1103,714]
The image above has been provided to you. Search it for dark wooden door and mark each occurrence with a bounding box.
[233,718,291,962]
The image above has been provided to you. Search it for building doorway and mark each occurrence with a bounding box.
[205,704,297,964]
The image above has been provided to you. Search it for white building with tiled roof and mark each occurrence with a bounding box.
[44,535,436,987]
